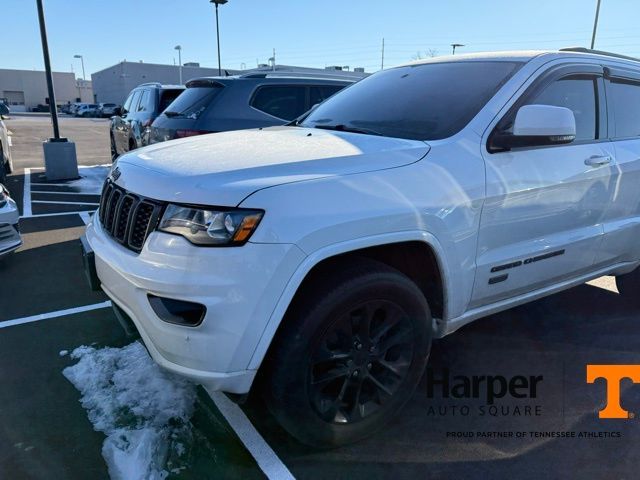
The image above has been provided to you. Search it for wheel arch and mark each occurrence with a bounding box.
[247,231,450,374]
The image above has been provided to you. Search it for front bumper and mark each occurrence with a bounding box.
[0,195,21,257]
[86,215,305,394]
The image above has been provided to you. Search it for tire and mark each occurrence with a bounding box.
[0,143,7,185]
[616,268,640,298]
[262,258,432,447]
[110,134,118,163]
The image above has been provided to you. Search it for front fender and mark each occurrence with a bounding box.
[246,230,452,370]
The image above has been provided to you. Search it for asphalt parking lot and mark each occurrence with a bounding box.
[1,114,639,479]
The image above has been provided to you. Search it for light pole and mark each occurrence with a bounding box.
[174,45,182,84]
[37,0,78,180]
[451,43,465,55]
[73,54,85,80]
[591,0,602,49]
[210,0,228,76]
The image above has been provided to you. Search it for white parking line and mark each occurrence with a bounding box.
[31,190,101,196]
[20,210,97,219]
[0,301,112,329]
[79,211,92,225]
[32,200,100,206]
[22,167,32,217]
[208,390,296,480]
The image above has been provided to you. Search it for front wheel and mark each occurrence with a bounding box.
[263,258,432,447]
[110,135,118,163]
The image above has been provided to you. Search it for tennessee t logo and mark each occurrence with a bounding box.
[586,365,640,419]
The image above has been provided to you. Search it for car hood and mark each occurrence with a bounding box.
[114,126,430,206]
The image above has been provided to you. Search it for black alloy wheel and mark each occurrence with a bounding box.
[309,299,414,424]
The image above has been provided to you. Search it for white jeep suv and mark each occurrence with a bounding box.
[85,48,640,447]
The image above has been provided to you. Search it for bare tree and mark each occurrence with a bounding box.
[411,49,439,61]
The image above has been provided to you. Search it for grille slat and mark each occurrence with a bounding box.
[98,180,163,253]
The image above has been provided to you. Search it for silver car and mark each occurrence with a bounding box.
[0,184,21,257]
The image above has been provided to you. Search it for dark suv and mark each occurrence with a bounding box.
[149,73,354,144]
[110,83,184,160]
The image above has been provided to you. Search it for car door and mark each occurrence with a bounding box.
[471,64,615,308]
[595,66,640,265]
[116,90,141,152]
[113,91,135,153]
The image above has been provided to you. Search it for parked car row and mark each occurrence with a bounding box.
[59,102,122,118]
[109,73,353,159]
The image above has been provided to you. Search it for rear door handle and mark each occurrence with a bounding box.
[584,155,612,167]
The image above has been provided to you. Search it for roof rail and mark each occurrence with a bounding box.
[559,47,640,62]
[238,71,361,81]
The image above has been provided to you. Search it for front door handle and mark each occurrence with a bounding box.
[585,155,612,167]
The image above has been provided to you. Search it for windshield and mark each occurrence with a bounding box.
[300,61,522,141]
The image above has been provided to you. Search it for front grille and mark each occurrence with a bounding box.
[98,180,164,253]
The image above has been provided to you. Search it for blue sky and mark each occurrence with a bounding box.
[4,0,640,76]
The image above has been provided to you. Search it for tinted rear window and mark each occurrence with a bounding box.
[301,61,522,140]
[159,89,184,113]
[163,86,223,119]
[251,85,308,121]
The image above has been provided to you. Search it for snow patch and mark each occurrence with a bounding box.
[63,342,196,480]
[59,350,68,357]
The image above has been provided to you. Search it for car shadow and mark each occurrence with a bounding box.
[241,282,640,478]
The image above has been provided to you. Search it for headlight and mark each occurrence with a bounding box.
[158,204,264,246]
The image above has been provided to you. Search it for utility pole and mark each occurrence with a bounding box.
[37,0,60,139]
[210,0,228,76]
[451,43,465,55]
[36,0,78,180]
[174,45,182,84]
[273,48,276,71]
[73,54,85,80]
[591,0,602,49]
[381,38,385,70]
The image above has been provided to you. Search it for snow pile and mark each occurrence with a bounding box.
[63,342,196,480]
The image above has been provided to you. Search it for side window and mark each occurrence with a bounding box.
[128,90,142,114]
[527,77,598,141]
[122,93,134,114]
[250,85,307,121]
[609,79,640,138]
[137,89,155,112]
[309,85,344,109]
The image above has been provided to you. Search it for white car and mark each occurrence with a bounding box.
[98,103,119,118]
[85,48,640,447]
[75,104,100,117]
[0,103,13,185]
[0,185,21,257]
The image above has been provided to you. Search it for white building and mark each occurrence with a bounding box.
[0,68,93,111]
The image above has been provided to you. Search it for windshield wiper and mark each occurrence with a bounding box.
[312,124,383,136]
[163,111,182,118]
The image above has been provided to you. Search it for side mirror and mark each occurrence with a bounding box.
[0,103,9,116]
[492,104,576,150]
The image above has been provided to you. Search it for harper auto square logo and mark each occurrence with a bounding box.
[586,365,640,419]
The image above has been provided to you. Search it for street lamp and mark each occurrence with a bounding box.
[73,54,85,80]
[174,45,182,84]
[451,43,465,55]
[591,0,602,49]
[210,0,228,76]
